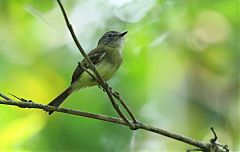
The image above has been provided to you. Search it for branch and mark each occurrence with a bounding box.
[78,62,137,123]
[56,0,137,128]
[0,97,227,152]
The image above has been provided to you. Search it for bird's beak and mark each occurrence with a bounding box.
[119,31,128,37]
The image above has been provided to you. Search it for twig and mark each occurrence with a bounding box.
[209,127,229,152]
[0,98,227,152]
[56,0,136,128]
[112,91,137,123]
[78,62,137,123]
[8,93,33,102]
[78,62,97,81]
[78,61,137,123]
[186,148,203,152]
[0,92,11,100]
[210,127,217,143]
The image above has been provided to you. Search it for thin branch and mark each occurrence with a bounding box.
[56,0,135,128]
[210,127,217,143]
[0,98,226,152]
[8,93,33,103]
[0,92,11,100]
[210,127,229,152]
[78,61,137,123]
[112,91,137,123]
[186,148,203,152]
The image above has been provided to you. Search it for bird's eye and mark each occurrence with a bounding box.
[107,33,113,37]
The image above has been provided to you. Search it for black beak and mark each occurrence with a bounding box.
[119,31,128,37]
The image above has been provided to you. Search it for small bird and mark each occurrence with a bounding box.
[47,31,127,114]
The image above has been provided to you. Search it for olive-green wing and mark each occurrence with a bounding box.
[71,48,106,84]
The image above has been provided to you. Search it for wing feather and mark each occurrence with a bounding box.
[71,48,106,84]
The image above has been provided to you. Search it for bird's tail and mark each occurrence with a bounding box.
[47,87,73,115]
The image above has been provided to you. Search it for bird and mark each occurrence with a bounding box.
[46,31,127,114]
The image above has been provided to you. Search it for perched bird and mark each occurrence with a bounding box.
[47,31,127,114]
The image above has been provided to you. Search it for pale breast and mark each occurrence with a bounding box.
[72,47,123,90]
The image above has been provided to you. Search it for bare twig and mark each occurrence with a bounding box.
[186,148,203,152]
[78,62,97,81]
[0,92,11,100]
[8,93,33,102]
[112,91,137,123]
[56,0,136,128]
[209,127,229,152]
[0,98,227,152]
[210,127,218,143]
[78,61,137,123]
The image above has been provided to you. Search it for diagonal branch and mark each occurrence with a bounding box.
[56,0,137,128]
[78,61,137,123]
[0,96,227,152]
[112,91,137,123]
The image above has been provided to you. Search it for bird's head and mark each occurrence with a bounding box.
[98,31,127,48]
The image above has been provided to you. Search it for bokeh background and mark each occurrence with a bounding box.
[0,0,239,151]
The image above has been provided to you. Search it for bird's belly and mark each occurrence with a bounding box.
[97,61,119,81]
[72,61,119,90]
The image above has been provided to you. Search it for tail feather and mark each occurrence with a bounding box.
[47,87,73,115]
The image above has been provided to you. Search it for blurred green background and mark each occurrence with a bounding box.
[0,0,239,151]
